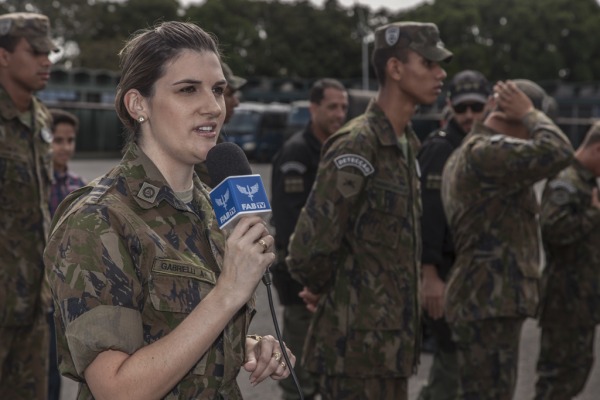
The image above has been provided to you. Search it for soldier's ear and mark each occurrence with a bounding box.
[0,48,10,67]
[387,57,404,82]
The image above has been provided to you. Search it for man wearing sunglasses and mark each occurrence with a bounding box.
[417,70,490,400]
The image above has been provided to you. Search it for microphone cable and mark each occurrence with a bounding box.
[262,270,305,400]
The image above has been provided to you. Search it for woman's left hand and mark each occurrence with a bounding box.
[242,334,295,385]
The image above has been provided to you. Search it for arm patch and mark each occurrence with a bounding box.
[334,154,374,176]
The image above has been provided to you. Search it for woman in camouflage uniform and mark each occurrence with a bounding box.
[43,21,294,400]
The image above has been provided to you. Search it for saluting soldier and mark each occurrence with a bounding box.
[286,22,452,400]
[441,80,573,400]
[417,70,491,400]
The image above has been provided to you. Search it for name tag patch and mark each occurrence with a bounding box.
[152,259,216,284]
[334,154,374,176]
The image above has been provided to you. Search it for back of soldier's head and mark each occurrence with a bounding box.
[513,79,556,119]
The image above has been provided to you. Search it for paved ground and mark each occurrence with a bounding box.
[58,158,600,400]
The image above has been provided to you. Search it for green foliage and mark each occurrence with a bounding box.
[7,0,600,82]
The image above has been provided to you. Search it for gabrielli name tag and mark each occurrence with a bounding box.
[152,259,216,284]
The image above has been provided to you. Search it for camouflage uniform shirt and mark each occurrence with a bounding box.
[286,100,422,378]
[44,144,255,399]
[441,110,573,323]
[0,86,53,327]
[539,160,600,327]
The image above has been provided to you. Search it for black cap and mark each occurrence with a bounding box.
[448,70,490,105]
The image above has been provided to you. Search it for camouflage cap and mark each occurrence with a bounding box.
[448,70,490,105]
[374,21,452,62]
[222,63,247,91]
[513,79,553,115]
[0,12,58,53]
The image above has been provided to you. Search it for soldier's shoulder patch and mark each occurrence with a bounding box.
[549,190,571,206]
[336,170,364,198]
[489,134,526,144]
[548,180,576,206]
[40,127,53,143]
[280,161,307,174]
[426,173,442,190]
[548,180,577,193]
[283,176,304,194]
[333,154,374,176]
[137,182,160,203]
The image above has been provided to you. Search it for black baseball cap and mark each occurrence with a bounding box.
[448,70,490,106]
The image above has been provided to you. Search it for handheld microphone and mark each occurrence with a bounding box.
[206,142,271,230]
[206,143,304,398]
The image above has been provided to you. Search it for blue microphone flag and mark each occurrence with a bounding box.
[210,174,271,229]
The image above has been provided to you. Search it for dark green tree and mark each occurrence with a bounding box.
[5,0,600,82]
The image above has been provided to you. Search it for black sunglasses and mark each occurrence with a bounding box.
[453,103,485,114]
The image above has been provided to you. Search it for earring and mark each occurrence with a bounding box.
[138,116,146,123]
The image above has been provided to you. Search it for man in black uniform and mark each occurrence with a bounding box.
[417,70,490,400]
[270,78,348,400]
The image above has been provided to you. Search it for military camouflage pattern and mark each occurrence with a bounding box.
[452,318,524,400]
[0,85,52,397]
[0,315,49,399]
[534,326,595,400]
[0,86,53,327]
[318,375,408,400]
[534,160,600,399]
[538,160,600,326]
[373,22,452,63]
[0,12,58,53]
[286,100,422,378]
[441,110,573,323]
[44,143,255,399]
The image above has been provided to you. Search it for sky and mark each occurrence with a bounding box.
[179,0,428,13]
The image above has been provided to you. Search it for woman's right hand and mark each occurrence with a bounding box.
[219,216,275,303]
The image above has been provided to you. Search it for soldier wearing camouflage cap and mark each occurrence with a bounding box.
[0,11,57,400]
[535,122,600,400]
[441,80,573,399]
[286,21,451,400]
[44,21,295,399]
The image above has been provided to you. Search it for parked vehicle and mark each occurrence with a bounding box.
[285,100,310,138]
[283,89,376,138]
[222,102,291,163]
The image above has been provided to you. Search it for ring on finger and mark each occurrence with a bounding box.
[272,351,282,362]
[258,239,268,253]
[280,361,287,369]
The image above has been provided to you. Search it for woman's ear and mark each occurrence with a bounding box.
[124,89,146,121]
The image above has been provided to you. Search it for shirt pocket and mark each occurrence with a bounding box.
[0,151,33,211]
[355,179,408,249]
[148,258,218,375]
